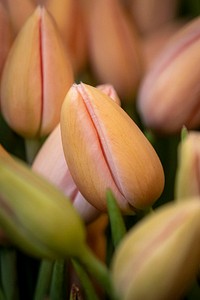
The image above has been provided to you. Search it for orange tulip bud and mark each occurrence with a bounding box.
[1,6,74,138]
[4,0,35,34]
[45,0,87,74]
[61,83,164,213]
[86,0,143,101]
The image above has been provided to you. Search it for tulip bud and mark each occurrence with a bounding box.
[111,199,200,300]
[60,83,164,213]
[86,0,143,101]
[4,0,35,34]
[0,3,13,81]
[32,124,100,223]
[32,85,121,222]
[0,146,86,259]
[1,6,74,138]
[137,17,200,134]
[175,131,200,199]
[128,0,179,35]
[45,0,87,74]
[96,84,121,106]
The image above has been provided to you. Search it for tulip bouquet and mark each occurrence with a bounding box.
[1,0,200,299]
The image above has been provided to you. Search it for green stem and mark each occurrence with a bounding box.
[49,259,66,300]
[33,259,54,300]
[0,248,18,300]
[75,245,118,300]
[25,138,42,164]
[106,189,126,248]
[71,259,99,300]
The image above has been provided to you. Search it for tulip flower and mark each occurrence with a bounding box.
[175,131,200,199]
[111,199,200,300]
[0,147,86,259]
[32,84,121,222]
[0,145,116,298]
[137,17,200,134]
[1,6,74,138]
[32,124,100,223]
[128,0,179,35]
[85,0,143,101]
[0,2,13,81]
[45,0,87,74]
[141,20,184,70]
[60,83,165,213]
[4,0,35,34]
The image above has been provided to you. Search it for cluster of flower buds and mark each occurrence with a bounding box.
[0,0,200,299]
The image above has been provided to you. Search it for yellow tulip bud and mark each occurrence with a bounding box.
[111,199,200,300]
[1,6,74,138]
[0,146,86,259]
[175,131,200,199]
[61,83,164,213]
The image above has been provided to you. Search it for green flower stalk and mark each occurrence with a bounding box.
[0,149,86,259]
[0,146,116,299]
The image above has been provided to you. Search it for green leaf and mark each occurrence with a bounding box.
[106,189,126,248]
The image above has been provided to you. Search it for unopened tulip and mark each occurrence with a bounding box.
[128,0,179,35]
[111,199,200,300]
[0,3,13,81]
[86,0,143,101]
[175,131,200,199]
[1,6,74,138]
[0,146,86,259]
[45,0,87,74]
[61,83,164,213]
[137,17,200,134]
[32,84,121,222]
[4,0,35,34]
[32,124,100,223]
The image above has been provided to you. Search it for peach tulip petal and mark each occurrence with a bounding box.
[61,83,164,212]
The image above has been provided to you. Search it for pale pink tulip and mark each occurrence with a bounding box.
[128,0,179,35]
[0,2,13,81]
[32,125,100,223]
[61,83,164,213]
[1,6,74,138]
[137,17,200,134]
[112,199,200,300]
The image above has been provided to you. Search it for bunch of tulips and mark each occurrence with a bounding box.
[1,0,200,299]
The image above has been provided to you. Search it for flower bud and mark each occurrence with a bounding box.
[0,145,86,259]
[86,0,143,101]
[175,131,200,199]
[32,124,100,223]
[32,85,121,222]
[128,0,179,35]
[4,0,35,34]
[45,0,87,74]
[137,17,200,134]
[0,3,13,81]
[60,83,164,213]
[1,6,74,138]
[111,199,200,300]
